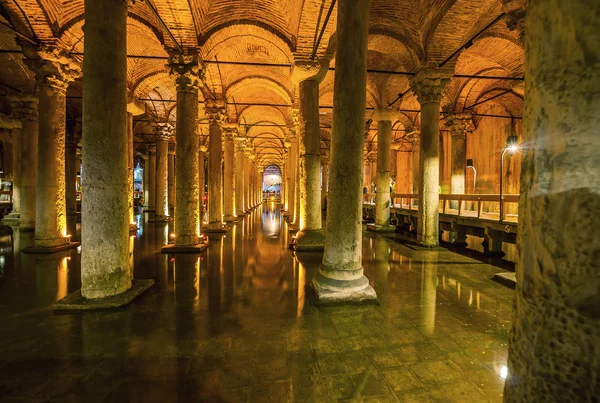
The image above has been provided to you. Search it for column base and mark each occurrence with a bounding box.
[236,211,249,217]
[224,215,240,222]
[53,279,154,311]
[288,226,299,233]
[311,270,377,305]
[161,241,209,254]
[203,222,229,233]
[22,241,80,254]
[294,229,325,252]
[2,212,20,224]
[149,215,171,223]
[143,209,155,213]
[129,223,138,233]
[366,224,397,233]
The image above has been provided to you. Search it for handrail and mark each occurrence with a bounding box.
[363,193,519,223]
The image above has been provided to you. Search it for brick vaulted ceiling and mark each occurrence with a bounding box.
[0,0,523,168]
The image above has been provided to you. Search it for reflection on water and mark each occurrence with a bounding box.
[0,203,514,402]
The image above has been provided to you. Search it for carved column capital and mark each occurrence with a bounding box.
[147,144,157,155]
[8,94,38,121]
[153,123,173,141]
[409,65,452,105]
[502,0,526,43]
[205,98,227,125]
[444,113,474,138]
[23,44,79,96]
[168,53,203,93]
[291,58,330,84]
[371,107,399,123]
[222,125,238,140]
[168,142,176,155]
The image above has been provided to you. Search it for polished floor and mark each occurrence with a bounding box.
[0,204,514,402]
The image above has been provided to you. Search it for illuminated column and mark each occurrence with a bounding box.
[286,135,296,220]
[153,124,171,222]
[165,53,206,249]
[2,117,22,223]
[168,142,175,214]
[147,144,156,213]
[445,113,473,198]
[80,0,131,298]
[244,152,251,212]
[205,99,227,232]
[410,67,450,247]
[410,136,420,194]
[65,122,78,229]
[321,157,328,207]
[9,95,38,229]
[235,137,246,216]
[505,0,600,400]
[368,108,398,232]
[257,167,264,204]
[312,0,376,303]
[198,141,207,223]
[126,112,135,227]
[223,126,237,222]
[26,48,78,250]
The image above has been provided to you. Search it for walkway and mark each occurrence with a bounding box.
[0,203,513,402]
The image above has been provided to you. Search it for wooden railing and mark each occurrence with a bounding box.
[0,190,11,205]
[364,193,519,223]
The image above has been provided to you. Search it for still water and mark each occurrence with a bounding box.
[0,203,513,402]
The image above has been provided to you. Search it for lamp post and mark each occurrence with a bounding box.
[499,135,520,222]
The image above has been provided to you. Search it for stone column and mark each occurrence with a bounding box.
[235,137,246,216]
[410,67,450,247]
[80,0,131,298]
[411,137,420,194]
[8,125,21,220]
[312,0,376,303]
[153,124,171,222]
[10,95,38,230]
[368,108,398,232]
[65,123,78,228]
[26,50,78,249]
[321,157,328,207]
[168,143,175,214]
[244,152,251,212]
[146,144,156,214]
[223,126,237,222]
[126,112,135,226]
[292,63,328,250]
[205,99,227,232]
[445,113,473,197]
[199,143,207,223]
[286,136,297,221]
[505,1,600,401]
[292,136,301,227]
[257,167,264,205]
[166,54,206,249]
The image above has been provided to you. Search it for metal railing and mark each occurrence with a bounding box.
[364,193,519,223]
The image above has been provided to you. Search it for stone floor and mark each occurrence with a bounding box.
[0,204,514,402]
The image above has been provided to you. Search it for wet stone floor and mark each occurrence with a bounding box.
[0,204,514,402]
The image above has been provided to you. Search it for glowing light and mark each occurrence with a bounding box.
[507,144,519,153]
[170,233,176,239]
[500,365,508,380]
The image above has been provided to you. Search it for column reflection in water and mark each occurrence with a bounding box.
[222,228,234,312]
[206,235,223,325]
[372,236,390,297]
[295,257,305,318]
[154,224,170,289]
[420,254,439,336]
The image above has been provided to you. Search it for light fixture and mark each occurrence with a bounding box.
[466,158,477,193]
[499,134,521,222]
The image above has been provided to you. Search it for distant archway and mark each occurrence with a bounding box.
[262,165,282,200]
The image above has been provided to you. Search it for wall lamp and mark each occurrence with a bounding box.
[499,135,520,222]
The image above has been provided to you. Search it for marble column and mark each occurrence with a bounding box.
[257,167,264,205]
[445,113,473,198]
[293,67,328,250]
[235,137,246,216]
[146,145,156,214]
[27,53,77,249]
[410,67,450,247]
[9,95,38,229]
[80,0,131,298]
[153,124,171,222]
[166,54,205,249]
[127,112,135,226]
[7,125,21,220]
[505,0,600,401]
[292,136,301,227]
[168,143,175,214]
[368,108,398,232]
[65,124,78,231]
[312,0,376,303]
[199,143,207,223]
[411,137,420,194]
[206,99,227,232]
[286,137,297,221]
[223,127,237,222]
[321,157,328,207]
[244,152,251,212]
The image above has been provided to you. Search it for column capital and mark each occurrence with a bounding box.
[23,44,79,96]
[222,124,238,140]
[291,108,300,132]
[153,122,173,140]
[199,144,208,153]
[502,0,526,43]
[235,136,248,150]
[8,94,38,121]
[371,108,399,123]
[147,144,157,155]
[444,113,474,138]
[168,142,176,155]
[291,59,330,84]
[409,65,452,105]
[168,52,204,93]
[205,98,227,125]
[366,154,377,163]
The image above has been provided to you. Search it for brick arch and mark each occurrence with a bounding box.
[225,76,293,105]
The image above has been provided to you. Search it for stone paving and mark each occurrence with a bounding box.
[0,205,513,402]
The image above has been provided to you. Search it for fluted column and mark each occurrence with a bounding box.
[223,126,237,222]
[166,53,206,248]
[80,0,130,298]
[235,137,246,216]
[9,95,38,229]
[368,108,398,232]
[410,67,450,247]
[206,99,227,232]
[312,0,376,303]
[153,124,171,222]
[26,49,78,249]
